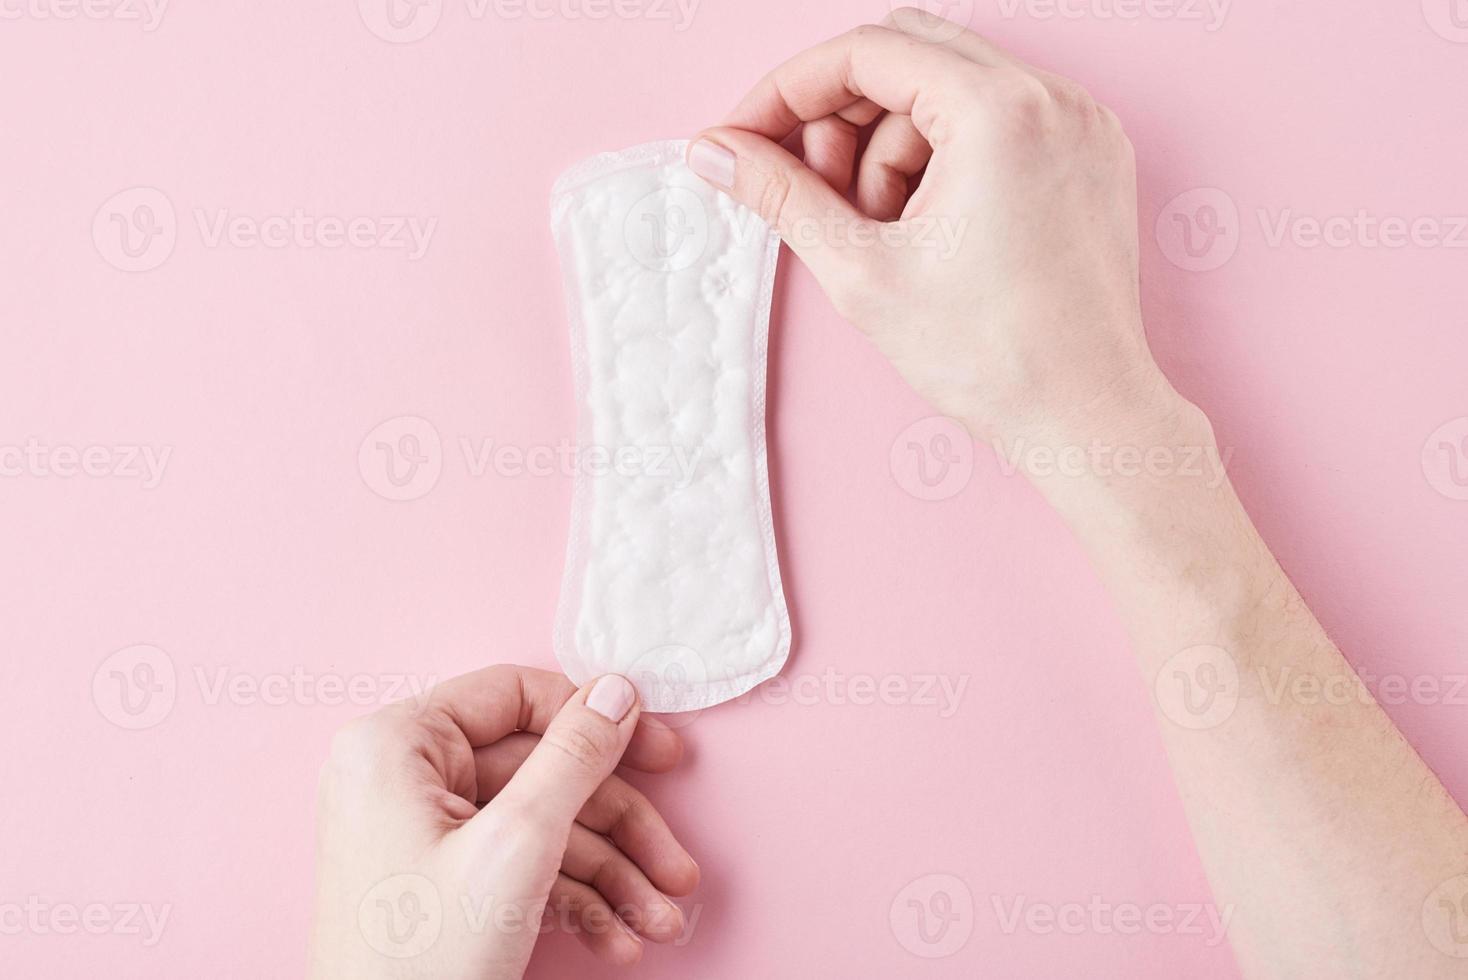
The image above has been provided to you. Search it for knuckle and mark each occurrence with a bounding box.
[1043,73,1092,108]
[590,850,629,894]
[755,168,795,232]
[544,723,617,775]
[604,784,651,838]
[996,70,1052,116]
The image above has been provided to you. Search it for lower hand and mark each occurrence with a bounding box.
[308,666,700,979]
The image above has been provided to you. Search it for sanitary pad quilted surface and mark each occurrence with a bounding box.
[550,140,791,713]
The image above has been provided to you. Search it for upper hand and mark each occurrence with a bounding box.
[688,9,1184,448]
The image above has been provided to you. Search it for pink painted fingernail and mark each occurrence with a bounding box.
[587,674,636,722]
[688,139,736,189]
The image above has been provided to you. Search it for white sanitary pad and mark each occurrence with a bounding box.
[549,140,791,713]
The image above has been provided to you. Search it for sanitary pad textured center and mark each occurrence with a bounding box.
[550,140,791,713]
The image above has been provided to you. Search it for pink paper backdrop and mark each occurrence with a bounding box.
[3,1,1467,977]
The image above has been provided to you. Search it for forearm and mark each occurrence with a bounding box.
[1022,393,1468,979]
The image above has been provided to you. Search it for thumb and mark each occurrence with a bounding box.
[491,674,640,827]
[687,127,874,290]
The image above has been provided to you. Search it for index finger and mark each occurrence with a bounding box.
[723,24,988,145]
[413,663,683,769]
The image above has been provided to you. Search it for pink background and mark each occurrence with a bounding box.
[3,1,1467,977]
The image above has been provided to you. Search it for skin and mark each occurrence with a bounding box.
[311,10,1468,978]
[308,668,698,977]
[686,9,1468,979]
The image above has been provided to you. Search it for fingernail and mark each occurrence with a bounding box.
[615,914,644,943]
[688,139,736,189]
[587,674,636,722]
[666,899,686,931]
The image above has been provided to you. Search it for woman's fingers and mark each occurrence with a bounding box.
[487,675,640,830]
[546,873,644,965]
[800,114,860,194]
[562,823,686,942]
[473,732,700,897]
[722,23,989,145]
[406,663,576,747]
[688,128,873,290]
[573,768,700,897]
[881,6,1021,69]
[623,713,684,773]
[856,112,933,220]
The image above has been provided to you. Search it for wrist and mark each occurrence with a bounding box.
[991,374,1219,495]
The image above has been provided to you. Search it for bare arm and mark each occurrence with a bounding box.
[689,10,1468,976]
[1031,399,1468,978]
